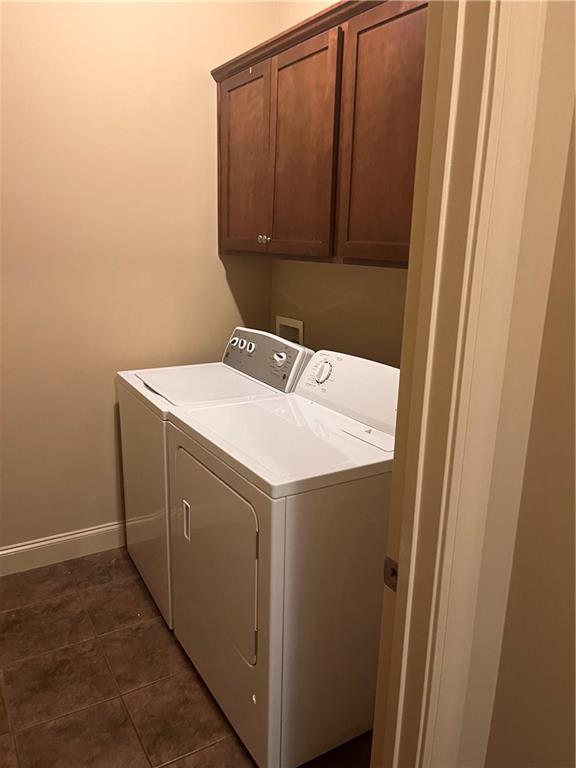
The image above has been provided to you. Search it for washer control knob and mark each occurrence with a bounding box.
[246,341,256,354]
[273,351,287,367]
[230,337,239,347]
[315,361,332,385]
[238,339,247,350]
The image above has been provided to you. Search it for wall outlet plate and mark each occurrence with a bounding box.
[275,315,304,345]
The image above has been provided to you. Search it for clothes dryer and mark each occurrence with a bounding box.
[116,328,312,625]
[168,350,400,767]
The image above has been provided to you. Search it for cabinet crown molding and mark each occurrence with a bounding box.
[210,0,385,83]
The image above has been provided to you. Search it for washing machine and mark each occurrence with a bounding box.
[167,350,400,768]
[116,328,312,626]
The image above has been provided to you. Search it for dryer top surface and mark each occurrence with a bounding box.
[170,394,394,498]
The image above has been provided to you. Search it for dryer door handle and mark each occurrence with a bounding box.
[182,499,191,541]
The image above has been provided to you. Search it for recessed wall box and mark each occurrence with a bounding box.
[275,316,304,345]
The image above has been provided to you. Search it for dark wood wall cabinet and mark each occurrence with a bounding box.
[212,0,427,267]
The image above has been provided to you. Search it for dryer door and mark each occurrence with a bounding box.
[172,447,259,666]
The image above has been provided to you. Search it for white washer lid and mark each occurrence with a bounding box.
[169,395,394,498]
[136,363,274,406]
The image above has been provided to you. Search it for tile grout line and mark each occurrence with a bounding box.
[7,588,120,738]
[92,618,155,768]
[119,669,182,698]
[117,691,154,767]
[0,555,138,616]
[73,573,143,601]
[0,568,97,768]
[0,590,81,620]
[1,670,23,768]
[10,728,23,768]
[75,570,160,638]
[92,614,162,638]
[0,555,154,747]
[11,694,122,736]
[85,587,154,768]
[0,554,240,767]
[89,611,188,696]
[81,592,120,698]
[157,733,235,768]
[0,587,80,617]
[119,665,250,768]
[0,571,149,669]
[1,635,97,671]
[120,670,184,697]
[8,614,165,754]
[0,671,10,733]
[4,586,176,733]
[96,613,162,641]
[116,665,234,767]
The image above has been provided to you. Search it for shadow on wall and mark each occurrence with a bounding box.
[221,254,274,333]
[114,403,127,528]
[270,260,407,366]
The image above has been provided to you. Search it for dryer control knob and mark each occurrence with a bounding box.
[246,341,256,353]
[230,337,239,347]
[315,361,332,384]
[238,339,247,350]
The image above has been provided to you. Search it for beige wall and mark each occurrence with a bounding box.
[457,2,574,762]
[0,1,407,550]
[277,1,333,28]
[482,4,575,763]
[486,121,575,768]
[0,2,292,548]
[270,262,406,366]
[271,1,408,367]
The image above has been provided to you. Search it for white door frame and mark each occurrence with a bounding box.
[371,1,574,766]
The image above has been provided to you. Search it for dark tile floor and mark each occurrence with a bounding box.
[0,549,372,768]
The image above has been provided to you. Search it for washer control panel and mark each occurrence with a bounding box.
[296,350,401,434]
[223,327,312,393]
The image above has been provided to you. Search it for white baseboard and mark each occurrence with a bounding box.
[0,521,126,576]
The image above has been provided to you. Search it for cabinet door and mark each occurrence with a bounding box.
[219,62,272,253]
[337,3,427,265]
[267,29,342,260]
